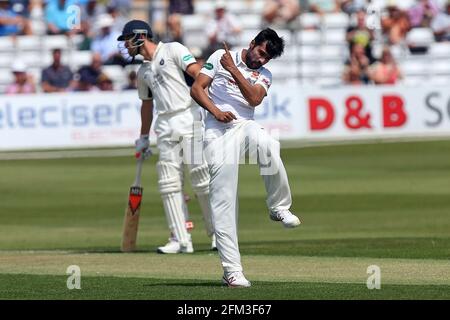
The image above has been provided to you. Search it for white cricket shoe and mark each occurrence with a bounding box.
[270,210,301,228]
[211,234,217,251]
[157,236,194,254]
[222,271,251,288]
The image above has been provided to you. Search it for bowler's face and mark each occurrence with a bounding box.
[246,41,271,70]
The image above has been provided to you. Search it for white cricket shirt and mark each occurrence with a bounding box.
[137,41,197,115]
[200,49,272,129]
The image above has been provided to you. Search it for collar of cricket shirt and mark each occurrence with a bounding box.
[152,41,163,61]
[235,49,246,68]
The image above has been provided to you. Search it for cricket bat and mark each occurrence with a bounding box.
[121,155,144,252]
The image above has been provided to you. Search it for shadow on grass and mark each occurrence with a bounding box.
[142,282,219,288]
[67,248,219,254]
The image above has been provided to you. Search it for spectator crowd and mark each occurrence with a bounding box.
[1,0,450,93]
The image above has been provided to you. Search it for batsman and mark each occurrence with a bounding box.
[118,20,215,253]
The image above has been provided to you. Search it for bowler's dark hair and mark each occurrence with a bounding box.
[254,28,284,59]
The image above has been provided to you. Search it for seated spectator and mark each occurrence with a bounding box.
[381,4,411,44]
[107,4,128,35]
[164,0,194,43]
[168,0,193,15]
[150,0,167,40]
[0,0,32,36]
[79,0,106,49]
[369,47,402,85]
[431,1,450,41]
[91,13,126,66]
[5,61,36,94]
[74,71,99,92]
[408,0,440,28]
[45,0,79,36]
[109,0,131,16]
[204,0,242,56]
[80,0,105,32]
[342,62,365,84]
[308,0,341,15]
[262,0,301,27]
[97,73,114,91]
[165,14,183,43]
[41,48,75,92]
[123,70,137,90]
[342,43,371,84]
[74,53,103,91]
[346,9,375,63]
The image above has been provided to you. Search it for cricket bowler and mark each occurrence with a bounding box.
[191,28,301,287]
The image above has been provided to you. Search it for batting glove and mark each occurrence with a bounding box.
[135,134,152,159]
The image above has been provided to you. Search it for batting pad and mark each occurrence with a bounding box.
[157,161,190,246]
[189,164,214,237]
[189,164,210,195]
[157,161,183,194]
[161,192,190,246]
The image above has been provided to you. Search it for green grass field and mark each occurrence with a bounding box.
[0,140,449,300]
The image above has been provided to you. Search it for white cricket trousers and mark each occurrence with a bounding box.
[204,120,292,272]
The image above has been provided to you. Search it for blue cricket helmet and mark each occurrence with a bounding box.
[117,20,153,41]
